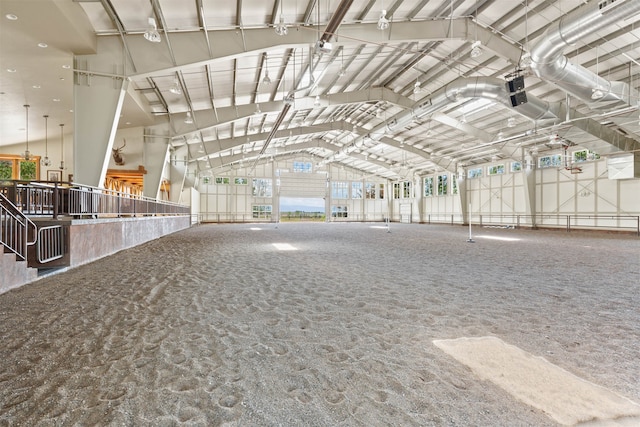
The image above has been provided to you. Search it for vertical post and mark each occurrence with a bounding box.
[467,203,475,243]
[567,215,570,232]
[53,182,59,220]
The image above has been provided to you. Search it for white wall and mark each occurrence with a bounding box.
[198,155,640,229]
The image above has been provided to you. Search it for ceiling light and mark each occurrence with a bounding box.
[37,42,48,48]
[41,115,51,167]
[413,80,422,94]
[262,54,271,86]
[274,16,288,36]
[377,10,390,30]
[144,17,161,43]
[5,14,18,20]
[262,70,271,85]
[62,64,71,69]
[169,77,181,95]
[507,117,516,127]
[470,40,483,58]
[7,68,16,73]
[59,124,65,170]
[591,87,604,100]
[184,111,193,124]
[254,104,262,115]
[520,52,532,68]
[339,66,346,77]
[314,95,320,106]
[23,104,31,161]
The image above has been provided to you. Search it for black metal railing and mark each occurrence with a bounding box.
[0,180,190,219]
[1,193,37,261]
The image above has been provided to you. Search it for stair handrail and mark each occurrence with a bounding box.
[1,192,37,261]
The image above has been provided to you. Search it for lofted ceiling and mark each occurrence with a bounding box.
[1,0,640,181]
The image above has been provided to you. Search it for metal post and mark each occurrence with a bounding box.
[467,203,475,243]
[53,182,58,219]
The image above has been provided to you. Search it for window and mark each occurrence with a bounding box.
[393,182,401,199]
[573,150,588,163]
[378,183,385,199]
[202,176,211,184]
[402,181,412,198]
[452,174,458,195]
[293,161,312,173]
[215,177,230,184]
[351,182,363,199]
[538,154,562,168]
[234,177,248,185]
[573,149,599,163]
[331,181,349,199]
[365,182,376,199]
[252,205,272,219]
[437,174,447,196]
[424,177,433,197]
[511,161,522,172]
[331,205,348,218]
[468,168,482,179]
[0,155,40,181]
[252,178,272,197]
[488,164,505,175]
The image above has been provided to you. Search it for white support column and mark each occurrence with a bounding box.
[169,145,188,204]
[143,131,171,198]
[325,168,331,222]
[272,161,280,223]
[414,174,423,223]
[522,149,537,227]
[457,165,469,225]
[74,76,128,187]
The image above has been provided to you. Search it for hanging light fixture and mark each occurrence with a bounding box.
[59,123,65,170]
[470,40,483,58]
[339,48,346,76]
[413,79,422,94]
[22,104,31,160]
[274,2,288,37]
[377,10,390,30]
[41,114,51,166]
[262,54,272,86]
[169,76,181,95]
[144,17,161,43]
[184,111,193,124]
[314,95,321,106]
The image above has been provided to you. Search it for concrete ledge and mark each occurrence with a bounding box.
[68,216,190,267]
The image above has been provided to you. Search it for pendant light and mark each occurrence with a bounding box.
[41,115,52,166]
[23,104,31,160]
[59,123,65,170]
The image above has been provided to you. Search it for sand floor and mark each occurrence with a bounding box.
[0,222,639,426]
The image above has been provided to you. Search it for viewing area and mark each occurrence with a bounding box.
[1,180,190,293]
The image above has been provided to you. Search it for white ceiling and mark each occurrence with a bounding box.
[1,0,640,180]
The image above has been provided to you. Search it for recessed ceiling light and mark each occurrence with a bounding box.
[5,14,18,21]
[38,42,48,48]
[62,65,71,69]
[32,85,41,89]
[7,68,16,73]
[52,98,61,102]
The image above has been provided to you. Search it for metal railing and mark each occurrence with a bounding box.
[36,225,64,263]
[1,193,37,261]
[0,180,190,219]
[425,213,640,236]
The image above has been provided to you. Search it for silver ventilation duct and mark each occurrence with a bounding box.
[530,0,640,110]
[322,77,558,164]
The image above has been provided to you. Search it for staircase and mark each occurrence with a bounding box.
[1,192,39,294]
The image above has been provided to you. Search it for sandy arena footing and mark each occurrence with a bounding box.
[1,222,639,426]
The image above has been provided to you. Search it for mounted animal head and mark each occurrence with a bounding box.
[112,139,126,166]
